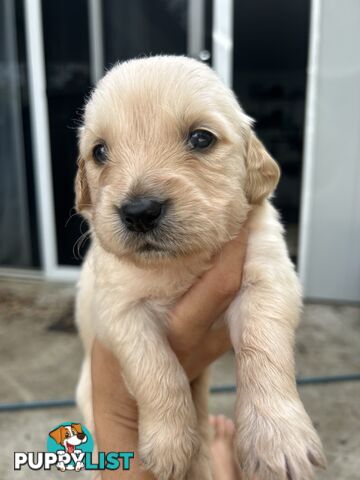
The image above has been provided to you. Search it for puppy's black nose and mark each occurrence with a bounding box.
[119,197,165,233]
[77,432,85,440]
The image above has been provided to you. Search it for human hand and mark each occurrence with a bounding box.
[92,227,248,479]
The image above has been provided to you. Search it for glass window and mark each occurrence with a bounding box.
[0,0,37,267]
[42,0,91,266]
[233,0,310,235]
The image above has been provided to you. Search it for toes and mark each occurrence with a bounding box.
[210,414,236,442]
[209,415,216,429]
[210,415,219,438]
[285,452,319,480]
[217,415,227,436]
[210,415,224,439]
[225,418,235,438]
[307,449,327,469]
[285,456,294,480]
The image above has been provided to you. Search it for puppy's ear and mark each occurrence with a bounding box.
[49,426,66,445]
[244,132,280,204]
[75,155,91,214]
[71,423,83,434]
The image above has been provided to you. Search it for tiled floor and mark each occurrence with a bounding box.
[0,277,359,479]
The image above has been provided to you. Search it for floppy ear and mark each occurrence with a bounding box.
[49,426,66,445]
[244,132,280,204]
[75,155,91,213]
[71,423,83,434]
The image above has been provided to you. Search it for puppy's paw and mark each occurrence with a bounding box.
[185,447,213,480]
[236,400,326,480]
[75,461,85,471]
[56,462,66,472]
[139,421,199,480]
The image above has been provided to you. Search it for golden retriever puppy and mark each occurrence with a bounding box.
[75,56,325,480]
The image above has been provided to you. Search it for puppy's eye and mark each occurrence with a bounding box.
[189,130,215,150]
[92,143,107,164]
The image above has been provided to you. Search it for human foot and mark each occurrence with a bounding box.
[210,415,242,480]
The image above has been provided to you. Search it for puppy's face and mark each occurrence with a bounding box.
[76,56,279,264]
[49,424,87,452]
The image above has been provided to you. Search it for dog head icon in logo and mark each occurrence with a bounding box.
[48,423,93,472]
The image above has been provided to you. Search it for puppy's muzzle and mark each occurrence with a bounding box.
[119,197,167,233]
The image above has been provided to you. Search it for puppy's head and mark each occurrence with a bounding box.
[76,56,279,264]
[49,424,87,451]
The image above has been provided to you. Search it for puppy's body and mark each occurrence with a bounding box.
[75,56,325,480]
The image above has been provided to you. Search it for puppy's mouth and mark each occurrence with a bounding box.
[119,215,179,257]
[110,208,193,259]
[66,443,76,454]
[123,231,185,259]
[138,242,165,253]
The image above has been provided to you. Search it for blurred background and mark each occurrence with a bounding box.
[0,0,359,479]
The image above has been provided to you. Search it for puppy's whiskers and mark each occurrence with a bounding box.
[65,208,86,228]
[72,219,91,260]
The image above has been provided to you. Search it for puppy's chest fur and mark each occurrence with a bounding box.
[91,242,213,323]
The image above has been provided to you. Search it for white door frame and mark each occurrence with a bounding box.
[298,0,322,288]
[212,0,233,87]
[298,0,360,302]
[15,0,104,282]
[88,0,104,84]
[187,0,206,58]
[23,0,60,279]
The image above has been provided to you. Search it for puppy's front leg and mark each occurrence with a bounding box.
[97,303,199,480]
[228,271,325,480]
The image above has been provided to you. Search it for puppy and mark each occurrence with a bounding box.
[49,423,87,471]
[75,56,325,480]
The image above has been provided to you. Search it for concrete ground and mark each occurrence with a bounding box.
[0,276,359,479]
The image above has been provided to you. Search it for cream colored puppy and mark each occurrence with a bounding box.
[75,56,325,480]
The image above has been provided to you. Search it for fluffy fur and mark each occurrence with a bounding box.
[75,56,325,480]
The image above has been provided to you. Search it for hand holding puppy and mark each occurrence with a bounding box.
[92,228,248,480]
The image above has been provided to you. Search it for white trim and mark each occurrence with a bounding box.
[88,0,104,84]
[0,266,79,283]
[212,0,233,87]
[298,0,322,286]
[47,266,80,282]
[24,0,58,277]
[0,268,44,281]
[187,0,206,58]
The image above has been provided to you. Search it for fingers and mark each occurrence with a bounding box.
[180,325,233,381]
[168,226,248,354]
[206,326,233,359]
[91,341,156,479]
[92,340,138,423]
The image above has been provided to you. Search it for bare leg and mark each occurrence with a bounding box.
[186,371,213,480]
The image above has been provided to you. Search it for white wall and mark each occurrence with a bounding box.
[299,0,360,302]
